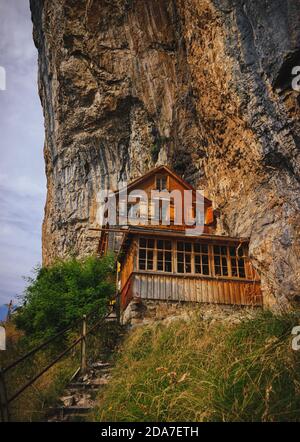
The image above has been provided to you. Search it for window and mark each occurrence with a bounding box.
[211,244,247,279]
[139,238,154,270]
[229,245,246,278]
[177,241,192,273]
[213,245,228,277]
[151,198,171,225]
[138,238,248,279]
[194,243,210,275]
[157,239,172,272]
[156,175,167,191]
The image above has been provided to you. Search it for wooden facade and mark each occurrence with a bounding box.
[98,166,263,311]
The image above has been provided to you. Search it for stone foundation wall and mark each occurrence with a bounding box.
[121,297,260,326]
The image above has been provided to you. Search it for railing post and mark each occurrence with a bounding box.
[0,368,9,422]
[80,315,87,375]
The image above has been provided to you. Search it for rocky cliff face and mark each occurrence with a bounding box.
[30,0,300,309]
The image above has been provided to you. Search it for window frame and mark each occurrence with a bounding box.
[155,175,168,191]
[176,241,193,274]
[137,237,249,279]
[157,239,173,273]
[194,243,210,276]
[138,238,155,271]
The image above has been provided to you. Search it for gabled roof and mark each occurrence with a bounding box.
[115,165,212,205]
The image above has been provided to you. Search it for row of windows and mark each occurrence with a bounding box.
[127,202,201,225]
[138,238,247,278]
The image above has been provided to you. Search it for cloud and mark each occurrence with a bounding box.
[0,174,45,197]
[0,0,45,305]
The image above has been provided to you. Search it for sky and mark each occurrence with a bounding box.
[0,0,45,305]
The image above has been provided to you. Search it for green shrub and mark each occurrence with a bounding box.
[93,310,300,422]
[15,255,115,343]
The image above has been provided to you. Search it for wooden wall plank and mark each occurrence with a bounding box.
[128,273,262,307]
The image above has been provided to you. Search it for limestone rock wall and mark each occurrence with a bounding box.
[30,0,300,308]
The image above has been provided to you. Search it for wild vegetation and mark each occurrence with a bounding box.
[0,255,115,421]
[15,255,115,343]
[94,310,300,422]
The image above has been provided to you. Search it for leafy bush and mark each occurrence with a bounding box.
[15,255,115,342]
[94,310,300,422]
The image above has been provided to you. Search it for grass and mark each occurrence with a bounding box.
[93,310,300,422]
[0,319,123,421]
[0,322,78,421]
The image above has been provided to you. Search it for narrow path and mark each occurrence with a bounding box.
[47,314,125,422]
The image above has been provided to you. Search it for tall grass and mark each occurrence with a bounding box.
[0,322,77,421]
[94,310,300,422]
[1,319,123,421]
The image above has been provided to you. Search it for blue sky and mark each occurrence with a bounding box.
[0,0,45,305]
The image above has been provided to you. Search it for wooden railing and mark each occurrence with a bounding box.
[0,307,114,422]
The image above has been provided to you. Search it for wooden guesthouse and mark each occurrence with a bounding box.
[98,166,262,315]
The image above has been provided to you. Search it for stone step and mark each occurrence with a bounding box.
[68,379,109,390]
[48,405,93,419]
[46,324,126,422]
[90,362,113,369]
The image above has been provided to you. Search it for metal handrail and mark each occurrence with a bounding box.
[0,307,114,421]
[2,307,109,375]
[2,318,82,375]
[7,335,83,405]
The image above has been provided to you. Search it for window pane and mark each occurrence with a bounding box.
[158,251,164,261]
[202,255,208,265]
[185,254,191,273]
[147,260,153,270]
[229,246,236,256]
[140,238,146,248]
[185,242,192,252]
[177,242,184,251]
[194,243,201,253]
[221,246,227,255]
[139,249,146,259]
[147,250,153,261]
[165,261,172,272]
[165,240,172,250]
[238,259,244,268]
[222,257,228,272]
[178,263,184,273]
[239,267,245,278]
[195,255,201,264]
[215,266,221,276]
[157,261,163,271]
[177,253,184,263]
[214,256,220,266]
[148,239,155,248]
[202,244,208,254]
[156,177,161,190]
[157,240,164,249]
[238,247,244,257]
[203,265,209,275]
[231,259,238,276]
[139,260,146,270]
[165,252,172,262]
[238,259,246,278]
[214,245,220,255]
